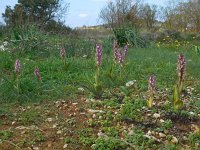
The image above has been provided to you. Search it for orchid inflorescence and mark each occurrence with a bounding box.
[148,75,156,94]
[34,67,41,81]
[172,54,186,110]
[117,49,124,66]
[15,59,21,75]
[113,41,128,66]
[177,54,186,89]
[96,44,103,67]
[113,41,119,63]
[60,47,66,59]
[124,44,128,60]
[147,75,156,108]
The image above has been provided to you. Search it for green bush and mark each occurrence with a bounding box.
[10,25,50,59]
[113,26,147,48]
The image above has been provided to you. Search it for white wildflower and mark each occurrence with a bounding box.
[78,87,84,91]
[125,80,136,87]
[3,41,8,46]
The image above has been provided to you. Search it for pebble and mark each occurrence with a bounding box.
[153,113,161,119]
[92,114,96,118]
[46,118,53,122]
[171,136,178,144]
[164,129,169,134]
[159,119,165,123]
[63,144,68,149]
[57,130,62,134]
[159,133,166,138]
[183,136,187,141]
[12,121,16,125]
[128,130,134,136]
[147,130,152,135]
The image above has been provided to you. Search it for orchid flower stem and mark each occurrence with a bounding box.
[64,58,66,66]
[37,80,41,95]
[120,65,123,79]
[95,67,100,86]
[16,75,19,94]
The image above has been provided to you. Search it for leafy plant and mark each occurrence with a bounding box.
[173,54,186,110]
[94,44,103,98]
[147,75,156,108]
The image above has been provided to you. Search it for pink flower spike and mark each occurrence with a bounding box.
[15,59,21,74]
[60,47,66,58]
[113,41,119,62]
[117,49,123,65]
[34,67,41,80]
[177,54,186,79]
[148,75,156,94]
[96,44,103,67]
[124,44,128,59]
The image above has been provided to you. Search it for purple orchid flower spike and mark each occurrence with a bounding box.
[148,75,156,94]
[34,67,41,80]
[113,41,119,62]
[117,49,123,66]
[124,44,128,59]
[177,54,186,80]
[15,59,21,74]
[60,47,66,59]
[96,44,103,67]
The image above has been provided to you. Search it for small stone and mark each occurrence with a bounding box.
[114,112,118,115]
[147,113,151,116]
[72,103,78,106]
[21,130,26,134]
[57,130,62,134]
[171,136,178,144]
[99,116,102,119]
[52,124,58,128]
[33,147,39,150]
[48,143,52,147]
[147,130,152,135]
[191,124,200,133]
[153,113,161,119]
[87,109,103,113]
[46,118,53,122]
[183,136,187,141]
[159,133,166,138]
[92,114,96,118]
[63,144,68,149]
[151,131,155,135]
[159,119,165,123]
[128,130,134,136]
[97,131,108,138]
[12,121,16,125]
[164,129,169,134]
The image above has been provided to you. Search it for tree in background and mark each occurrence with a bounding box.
[138,4,157,31]
[99,0,157,31]
[99,0,140,29]
[162,0,200,32]
[2,0,69,28]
